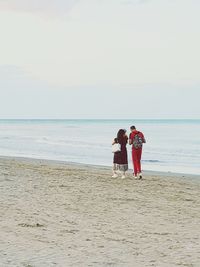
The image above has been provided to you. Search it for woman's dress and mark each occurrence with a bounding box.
[113,137,128,171]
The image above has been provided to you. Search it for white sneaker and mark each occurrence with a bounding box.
[121,175,126,179]
[134,175,138,179]
[139,173,142,179]
[112,174,118,178]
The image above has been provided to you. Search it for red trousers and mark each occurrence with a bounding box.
[132,148,142,175]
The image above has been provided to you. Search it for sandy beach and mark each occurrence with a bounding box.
[0,157,200,267]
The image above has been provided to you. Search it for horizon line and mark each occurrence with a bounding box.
[0,118,199,121]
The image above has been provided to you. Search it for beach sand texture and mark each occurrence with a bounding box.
[0,157,200,267]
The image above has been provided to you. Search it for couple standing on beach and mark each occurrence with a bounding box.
[112,126,146,179]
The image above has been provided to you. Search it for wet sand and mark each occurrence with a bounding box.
[0,157,200,267]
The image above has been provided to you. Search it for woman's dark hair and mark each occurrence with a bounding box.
[114,138,118,143]
[117,129,126,144]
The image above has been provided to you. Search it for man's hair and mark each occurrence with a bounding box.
[130,125,136,130]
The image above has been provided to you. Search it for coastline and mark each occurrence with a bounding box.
[0,118,200,176]
[0,156,200,266]
[0,155,199,180]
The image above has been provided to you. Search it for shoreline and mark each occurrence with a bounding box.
[1,155,199,181]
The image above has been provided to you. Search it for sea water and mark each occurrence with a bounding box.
[0,119,199,175]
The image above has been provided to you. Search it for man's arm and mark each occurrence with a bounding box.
[142,133,146,143]
[129,133,133,145]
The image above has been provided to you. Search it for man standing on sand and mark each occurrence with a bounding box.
[129,126,146,179]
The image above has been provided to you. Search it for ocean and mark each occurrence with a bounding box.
[0,119,199,175]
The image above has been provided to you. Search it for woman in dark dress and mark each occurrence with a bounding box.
[112,129,128,179]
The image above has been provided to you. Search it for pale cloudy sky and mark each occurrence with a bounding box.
[0,0,199,118]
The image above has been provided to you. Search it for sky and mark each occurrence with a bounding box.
[0,0,199,119]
